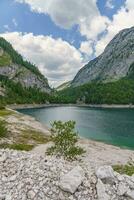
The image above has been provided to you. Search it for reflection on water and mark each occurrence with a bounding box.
[18,106,134,149]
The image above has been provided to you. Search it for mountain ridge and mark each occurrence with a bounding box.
[0,37,51,93]
[0,37,52,104]
[72,27,134,87]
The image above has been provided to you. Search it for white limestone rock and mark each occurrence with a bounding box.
[117,182,129,196]
[96,165,115,184]
[59,166,85,194]
[126,190,134,199]
[96,179,110,200]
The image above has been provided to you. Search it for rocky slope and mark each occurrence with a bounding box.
[72,27,134,87]
[0,108,50,151]
[0,38,51,93]
[1,108,134,199]
[1,149,134,200]
[56,81,71,91]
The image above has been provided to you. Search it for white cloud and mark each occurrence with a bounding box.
[95,7,134,56]
[79,15,110,40]
[79,41,93,56]
[16,0,111,43]
[106,0,115,9]
[0,32,83,86]
[125,0,134,10]
[12,18,18,27]
[16,0,99,30]
[13,0,134,78]
[15,0,110,56]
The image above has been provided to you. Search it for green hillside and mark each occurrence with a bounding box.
[0,37,47,81]
[0,75,51,104]
[54,78,134,105]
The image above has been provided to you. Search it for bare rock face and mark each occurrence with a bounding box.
[0,37,51,93]
[72,27,134,87]
[0,64,51,93]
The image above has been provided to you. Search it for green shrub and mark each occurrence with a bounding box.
[47,120,85,160]
[0,120,7,137]
[113,163,134,176]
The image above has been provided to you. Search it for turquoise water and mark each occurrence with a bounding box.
[18,106,134,149]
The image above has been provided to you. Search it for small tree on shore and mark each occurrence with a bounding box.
[47,120,85,160]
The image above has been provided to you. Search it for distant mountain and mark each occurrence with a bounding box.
[72,27,134,87]
[0,37,51,104]
[56,81,71,91]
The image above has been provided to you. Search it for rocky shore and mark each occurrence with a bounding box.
[1,149,134,200]
[1,108,134,199]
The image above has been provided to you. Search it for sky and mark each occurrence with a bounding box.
[0,0,134,87]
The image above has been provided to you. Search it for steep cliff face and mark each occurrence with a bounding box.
[0,63,51,93]
[0,38,51,93]
[72,27,134,87]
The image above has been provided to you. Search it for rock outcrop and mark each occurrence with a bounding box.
[0,64,51,93]
[0,38,51,93]
[72,27,134,87]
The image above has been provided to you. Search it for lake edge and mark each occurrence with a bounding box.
[8,103,134,110]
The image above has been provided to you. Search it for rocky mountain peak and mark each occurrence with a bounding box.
[72,26,134,87]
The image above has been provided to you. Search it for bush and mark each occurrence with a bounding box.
[0,120,7,137]
[113,162,134,176]
[47,120,85,160]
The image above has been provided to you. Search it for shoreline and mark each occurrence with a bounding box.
[8,103,134,110]
[1,107,134,167]
[7,105,134,152]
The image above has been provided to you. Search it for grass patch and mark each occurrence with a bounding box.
[0,120,8,138]
[0,109,14,117]
[0,52,11,66]
[113,163,134,176]
[9,143,34,151]
[0,143,34,151]
[21,129,49,144]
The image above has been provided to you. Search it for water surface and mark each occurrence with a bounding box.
[18,106,134,149]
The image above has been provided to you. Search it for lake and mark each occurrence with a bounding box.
[18,106,134,149]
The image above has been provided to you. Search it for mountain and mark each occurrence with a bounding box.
[0,37,51,104]
[0,37,51,93]
[72,27,134,87]
[57,78,134,104]
[56,81,71,91]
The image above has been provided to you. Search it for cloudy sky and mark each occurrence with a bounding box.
[0,0,134,86]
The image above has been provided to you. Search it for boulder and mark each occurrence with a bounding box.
[126,190,134,199]
[59,166,85,194]
[96,179,110,200]
[96,165,115,184]
[117,182,129,196]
